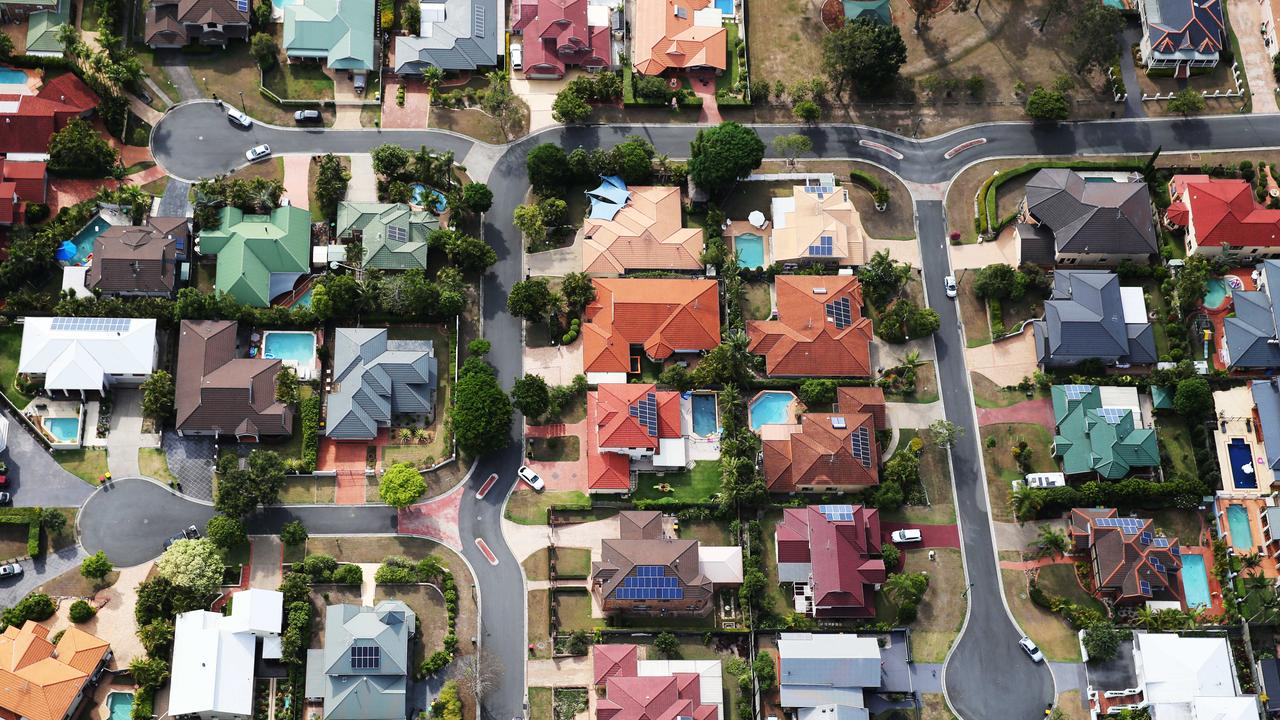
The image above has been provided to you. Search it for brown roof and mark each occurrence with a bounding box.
[145,0,249,45]
[175,320,293,438]
[86,218,186,295]
[0,622,109,720]
[1068,508,1182,605]
[592,511,712,601]
[583,279,720,374]
[619,510,663,540]
[747,275,873,377]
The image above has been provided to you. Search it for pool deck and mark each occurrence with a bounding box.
[1213,495,1280,578]
[1205,269,1256,371]
[1211,385,1275,496]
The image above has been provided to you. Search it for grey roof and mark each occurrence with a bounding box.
[1016,222,1055,266]
[1145,0,1224,61]
[305,601,415,720]
[1024,169,1157,258]
[325,328,436,439]
[1252,380,1280,471]
[335,202,436,271]
[392,0,500,73]
[1033,270,1155,367]
[777,633,880,709]
[797,706,870,720]
[1226,261,1280,369]
[1262,659,1280,713]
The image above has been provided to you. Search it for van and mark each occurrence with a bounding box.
[511,43,523,71]
[1023,472,1066,489]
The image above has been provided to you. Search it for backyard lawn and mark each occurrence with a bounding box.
[743,281,772,321]
[0,326,32,407]
[505,489,589,525]
[682,519,734,546]
[633,461,719,503]
[759,510,798,619]
[1002,569,1080,662]
[138,448,176,484]
[554,590,600,633]
[981,423,1056,522]
[1156,415,1198,481]
[55,448,108,485]
[971,373,1046,409]
[1148,508,1205,547]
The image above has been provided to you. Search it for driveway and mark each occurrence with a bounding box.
[867,238,919,268]
[157,178,192,218]
[283,155,311,210]
[523,344,583,386]
[526,241,582,277]
[950,226,1020,270]
[964,325,1039,387]
[885,401,945,429]
[382,78,431,129]
[881,521,961,549]
[105,389,145,478]
[3,408,95,508]
[509,74,577,133]
[347,154,377,202]
[1231,0,1279,114]
[248,535,283,589]
[161,431,216,501]
[0,545,87,607]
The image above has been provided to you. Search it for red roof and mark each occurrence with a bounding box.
[0,160,47,205]
[587,384,682,492]
[747,275,873,377]
[0,182,17,225]
[514,0,612,77]
[762,411,878,492]
[583,278,720,375]
[1168,174,1280,248]
[593,644,638,686]
[0,74,98,155]
[594,644,718,720]
[775,505,885,618]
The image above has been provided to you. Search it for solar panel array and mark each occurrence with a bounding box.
[1140,531,1152,545]
[1098,407,1129,425]
[1139,580,1151,596]
[826,297,852,329]
[616,565,684,601]
[808,235,834,257]
[350,645,380,670]
[1150,556,1164,572]
[1171,545,1181,555]
[235,0,248,10]
[818,504,855,522]
[50,317,131,333]
[1063,384,1093,401]
[850,427,872,468]
[803,186,835,198]
[1152,537,1170,548]
[386,225,408,244]
[473,5,486,36]
[1095,516,1145,535]
[629,392,659,437]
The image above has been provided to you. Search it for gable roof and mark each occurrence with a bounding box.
[0,622,109,720]
[198,205,311,307]
[582,180,702,274]
[1069,509,1181,604]
[762,411,878,493]
[1168,175,1280,249]
[18,316,157,391]
[284,0,376,71]
[631,0,726,75]
[336,202,436,271]
[748,275,873,377]
[1024,169,1157,257]
[306,601,414,720]
[1052,384,1159,478]
[1032,270,1155,367]
[777,632,881,709]
[1144,0,1223,59]
[769,185,867,265]
[87,218,185,295]
[391,0,500,72]
[583,278,720,374]
[774,507,884,617]
[325,328,436,439]
[175,320,293,437]
[145,0,249,45]
[512,0,611,77]
[170,590,284,717]
[0,72,97,154]
[594,645,719,720]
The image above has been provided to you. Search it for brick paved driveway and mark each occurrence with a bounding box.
[162,431,215,501]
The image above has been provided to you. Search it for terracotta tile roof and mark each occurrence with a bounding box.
[774,506,884,618]
[0,159,46,205]
[762,410,878,493]
[1168,174,1280,249]
[586,388,635,491]
[0,622,109,720]
[175,320,294,438]
[583,186,703,274]
[769,185,867,265]
[593,644,718,720]
[631,0,726,75]
[0,74,96,154]
[593,384,682,450]
[593,643,638,685]
[747,275,872,377]
[583,278,720,374]
[1068,508,1182,605]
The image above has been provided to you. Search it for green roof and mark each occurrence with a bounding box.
[1151,385,1174,410]
[199,205,312,307]
[283,0,375,72]
[25,0,68,56]
[335,202,436,271]
[842,0,890,24]
[1051,384,1160,479]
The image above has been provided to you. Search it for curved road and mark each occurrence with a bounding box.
[144,103,1280,720]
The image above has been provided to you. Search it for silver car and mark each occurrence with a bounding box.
[294,109,321,123]
[0,562,22,578]
[245,144,272,162]
[1018,636,1044,663]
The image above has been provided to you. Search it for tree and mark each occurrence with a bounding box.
[458,182,494,214]
[688,122,766,197]
[250,32,277,69]
[654,632,680,658]
[508,278,556,322]
[401,0,420,32]
[1033,524,1069,557]
[792,100,820,124]
[858,249,910,307]
[205,515,247,549]
[512,374,551,419]
[1011,486,1045,520]
[753,652,776,691]
[513,203,547,242]
[275,365,300,405]
[379,463,427,508]
[155,539,223,597]
[314,154,350,220]
[129,656,170,688]
[450,359,513,456]
[1173,377,1212,418]
[929,419,964,448]
[38,507,65,535]
[281,520,308,547]
[526,143,571,197]
[560,271,596,311]
[1168,88,1207,117]
[905,0,942,31]
[69,599,95,623]
[972,263,1029,301]
[1082,622,1123,663]
[772,134,813,168]
[372,143,412,179]
[1024,87,1070,121]
[48,118,118,178]
[81,550,113,580]
[611,136,656,184]
[906,305,940,337]
[1069,3,1123,73]
[798,379,837,406]
[140,369,175,422]
[552,87,591,124]
[883,571,929,607]
[822,19,907,97]
[441,231,497,272]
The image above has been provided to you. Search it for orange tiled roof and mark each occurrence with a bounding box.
[747,275,873,377]
[583,186,703,274]
[0,622,109,720]
[631,0,727,75]
[593,384,682,450]
[583,278,720,374]
[763,411,878,492]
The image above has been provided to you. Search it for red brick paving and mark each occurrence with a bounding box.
[397,480,464,550]
[688,71,721,123]
[879,521,960,549]
[320,439,370,505]
[999,555,1076,571]
[976,397,1053,429]
[381,78,432,129]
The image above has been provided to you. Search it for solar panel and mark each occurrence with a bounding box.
[803,186,834,195]
[235,0,248,11]
[1098,407,1128,425]
[851,427,872,468]
[1140,531,1152,545]
[50,317,131,333]
[808,235,834,257]
[617,567,684,601]
[386,225,408,244]
[628,393,659,437]
[818,504,855,522]
[1171,545,1181,555]
[1150,556,1164,572]
[830,417,847,429]
[473,4,486,36]
[1063,384,1093,401]
[350,645,380,670]
[825,297,852,329]
[1139,580,1151,596]
[1152,537,1169,548]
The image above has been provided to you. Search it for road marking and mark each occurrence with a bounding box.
[475,538,499,565]
[858,139,904,160]
[475,473,498,500]
[944,138,987,159]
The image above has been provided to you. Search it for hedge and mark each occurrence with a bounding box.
[978,159,1147,234]
[300,395,320,472]
[848,169,885,194]
[0,507,40,557]
[131,686,154,720]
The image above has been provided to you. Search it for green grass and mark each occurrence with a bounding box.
[262,62,335,101]
[632,460,720,503]
[54,448,109,485]
[504,489,589,525]
[742,281,772,321]
[981,423,1057,522]
[528,436,580,462]
[1148,508,1204,546]
[553,590,600,633]
[1036,563,1105,615]
[529,688,553,720]
[555,547,592,579]
[0,326,33,408]
[528,589,551,658]
[971,372,1047,409]
[1157,414,1197,480]
[138,448,176,484]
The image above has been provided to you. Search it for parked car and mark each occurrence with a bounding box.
[511,43,523,71]
[891,528,922,544]
[1018,636,1044,663]
[0,562,21,578]
[294,109,321,123]
[944,275,957,299]
[245,144,272,162]
[517,465,544,491]
[227,107,252,128]
[164,525,200,549]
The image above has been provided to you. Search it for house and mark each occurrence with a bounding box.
[775,505,885,618]
[0,158,47,225]
[1137,0,1224,76]
[0,73,97,155]
[1221,261,1280,369]
[590,510,741,617]
[86,217,187,297]
[304,601,415,720]
[762,387,885,494]
[1068,508,1182,605]
[769,184,868,267]
[284,0,376,85]
[581,176,703,275]
[1167,175,1280,257]
[1031,270,1156,368]
[18,316,157,397]
[325,328,437,439]
[1015,169,1158,266]
[1131,633,1256,719]
[0,0,57,20]
[511,0,611,78]
[392,0,500,74]
[0,621,112,720]
[197,205,311,307]
[592,644,723,720]
[170,588,284,720]
[175,320,294,441]
[144,0,250,48]
[335,202,436,271]
[586,383,685,493]
[747,275,873,378]
[8,0,69,56]
[631,0,726,76]
[777,633,884,720]
[840,0,889,24]
[582,278,720,384]
[1052,384,1158,479]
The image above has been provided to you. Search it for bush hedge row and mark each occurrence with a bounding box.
[300,395,320,472]
[0,507,41,557]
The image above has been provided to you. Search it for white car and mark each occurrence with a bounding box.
[226,107,252,128]
[944,275,958,298]
[294,109,321,123]
[517,465,544,491]
[1018,636,1044,663]
[511,43,523,71]
[245,144,272,162]
[0,562,22,578]
[891,528,922,544]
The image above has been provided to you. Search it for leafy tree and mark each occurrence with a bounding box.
[773,134,813,168]
[972,263,1029,301]
[1024,87,1070,121]
[48,118,118,178]
[611,136,657,184]
[513,203,547,242]
[872,480,905,510]
[401,0,420,32]
[1033,525,1069,557]
[205,515,247,550]
[560,271,596,311]
[250,32,277,69]
[459,182,494,214]
[552,87,591,124]
[69,599,95,623]
[275,365,299,405]
[281,520,308,546]
[469,339,492,356]
[314,154,350,220]
[688,122,766,197]
[1069,3,1123,73]
[155,539,223,597]
[450,358,513,456]
[526,143,572,197]
[508,278,556,322]
[905,0,942,30]
[372,143,412,179]
[798,379,837,406]
[858,249,910,307]
[822,19,907,97]
[882,542,901,570]
[1168,88,1207,117]
[1173,377,1212,418]
[140,369,175,422]
[1175,254,1212,311]
[792,100,820,124]
[654,632,680,658]
[1011,486,1045,520]
[906,306,940,337]
[379,463,427,508]
[753,652,776,690]
[441,231,497,272]
[39,507,65,534]
[929,419,964,448]
[1083,622,1123,662]
[512,374,551,419]
[129,656,170,688]
[81,551,113,580]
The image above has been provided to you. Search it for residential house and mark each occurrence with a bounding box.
[761,387,885,494]
[175,320,294,441]
[769,184,868,267]
[1031,270,1156,367]
[582,278,720,384]
[631,0,726,76]
[197,205,311,307]
[0,621,112,720]
[1068,508,1182,606]
[284,0,376,86]
[777,633,884,720]
[144,0,251,48]
[170,588,284,720]
[1015,169,1158,266]
[590,510,741,617]
[325,327,437,439]
[581,176,703,275]
[1,0,69,56]
[511,0,611,78]
[335,202,437,271]
[1211,384,1276,495]
[774,505,885,618]
[18,317,157,397]
[592,644,723,720]
[747,275,873,378]
[0,0,56,20]
[841,0,889,24]
[1052,384,1159,479]
[86,217,187,297]
[1167,175,1280,258]
[586,383,684,493]
[1106,633,1257,720]
[304,601,415,720]
[0,73,97,154]
[1223,261,1280,370]
[1251,379,1280,491]
[0,158,47,225]
[1137,0,1224,76]
[392,0,500,74]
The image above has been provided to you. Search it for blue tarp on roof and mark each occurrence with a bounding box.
[587,176,631,221]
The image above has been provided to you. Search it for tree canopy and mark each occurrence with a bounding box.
[508,278,557,322]
[822,19,907,97]
[688,122,766,197]
[512,374,551,419]
[155,539,223,597]
[1069,3,1123,73]
[48,118,118,178]
[379,463,427,508]
[449,357,513,456]
[1025,87,1070,121]
[526,144,572,197]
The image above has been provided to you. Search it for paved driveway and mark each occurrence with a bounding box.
[3,407,94,508]
[347,154,377,202]
[964,325,1039,386]
[105,389,145,478]
[283,154,311,210]
[0,546,87,607]
[161,431,215,500]
[881,521,961,549]
[1231,0,1279,114]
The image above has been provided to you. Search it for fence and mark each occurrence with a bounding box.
[1140,63,1246,102]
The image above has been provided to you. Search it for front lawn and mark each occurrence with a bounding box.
[1002,569,1080,662]
[528,588,551,658]
[553,590,600,633]
[957,270,992,347]
[529,688,553,720]
[1035,563,1104,615]
[0,523,28,559]
[138,448,176,484]
[527,436,580,462]
[980,423,1057,522]
[263,62,334,101]
[280,476,337,503]
[55,448,108,484]
[896,549,966,663]
[884,362,938,404]
[632,461,720,503]
[504,489,589,525]
[0,326,33,407]
[972,372,1046,409]
[555,547,592,578]
[308,154,351,222]
[187,39,304,126]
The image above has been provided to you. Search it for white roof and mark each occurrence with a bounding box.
[1098,386,1141,419]
[652,437,688,468]
[586,4,608,26]
[771,196,796,230]
[1138,633,1239,719]
[692,6,721,26]
[228,588,284,635]
[169,610,258,717]
[60,266,92,299]
[18,317,156,391]
[698,546,743,584]
[1120,286,1147,324]
[1190,696,1260,720]
[638,659,723,715]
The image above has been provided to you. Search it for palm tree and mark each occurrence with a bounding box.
[901,349,924,369]
[882,572,923,606]
[1010,486,1044,521]
[1033,525,1069,558]
[1241,552,1264,577]
[422,66,445,93]
[1133,606,1157,631]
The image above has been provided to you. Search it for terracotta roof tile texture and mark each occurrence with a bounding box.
[631,0,726,75]
[774,506,884,618]
[582,186,703,274]
[0,622,109,720]
[1168,174,1280,249]
[747,275,873,377]
[583,278,720,374]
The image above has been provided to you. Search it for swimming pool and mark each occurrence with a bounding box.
[293,287,314,308]
[66,215,110,266]
[43,416,80,444]
[262,331,317,364]
[107,692,133,720]
[1227,504,1256,551]
[410,184,449,213]
[735,233,765,269]
[1180,552,1212,609]
[1227,438,1259,489]
[691,393,718,436]
[0,68,26,85]
[1204,278,1231,310]
[749,391,795,431]
[713,0,733,14]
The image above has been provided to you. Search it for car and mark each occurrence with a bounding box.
[294,109,321,123]
[511,43,523,71]
[517,465,544,491]
[246,144,272,162]
[890,528,922,544]
[1018,636,1044,663]
[164,525,200,549]
[226,107,252,128]
[944,275,958,298]
[0,562,21,578]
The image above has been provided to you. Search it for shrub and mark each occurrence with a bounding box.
[330,564,364,585]
[1,593,56,629]
[24,203,48,223]
[68,599,95,623]
[375,563,416,584]
[300,396,321,471]
[281,519,308,546]
[421,649,453,675]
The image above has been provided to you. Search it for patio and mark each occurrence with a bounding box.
[1210,385,1274,496]
[1212,496,1279,578]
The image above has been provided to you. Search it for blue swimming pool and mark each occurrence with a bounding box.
[1204,278,1231,310]
[44,416,79,444]
[692,394,718,436]
[714,0,733,14]
[0,68,26,85]
[749,391,795,431]
[1181,552,1212,609]
[1227,438,1259,489]
[410,183,449,213]
[293,288,313,308]
[735,233,765,269]
[67,215,110,266]
[262,331,317,364]
[1227,504,1256,551]
[106,693,133,720]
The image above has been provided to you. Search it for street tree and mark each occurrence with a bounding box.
[689,122,766,197]
[281,520,308,547]
[773,134,813,168]
[507,278,556,322]
[372,144,412,179]
[205,515,247,549]
[512,374,551,419]
[81,551,112,580]
[822,19,907,97]
[552,88,591,124]
[929,419,964,448]
[155,539,223,597]
[526,144,572,197]
[1024,87,1070,121]
[450,358,512,456]
[1168,89,1207,117]
[792,100,821,124]
[379,463,427,508]
[458,182,494,214]
[972,263,1029,301]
